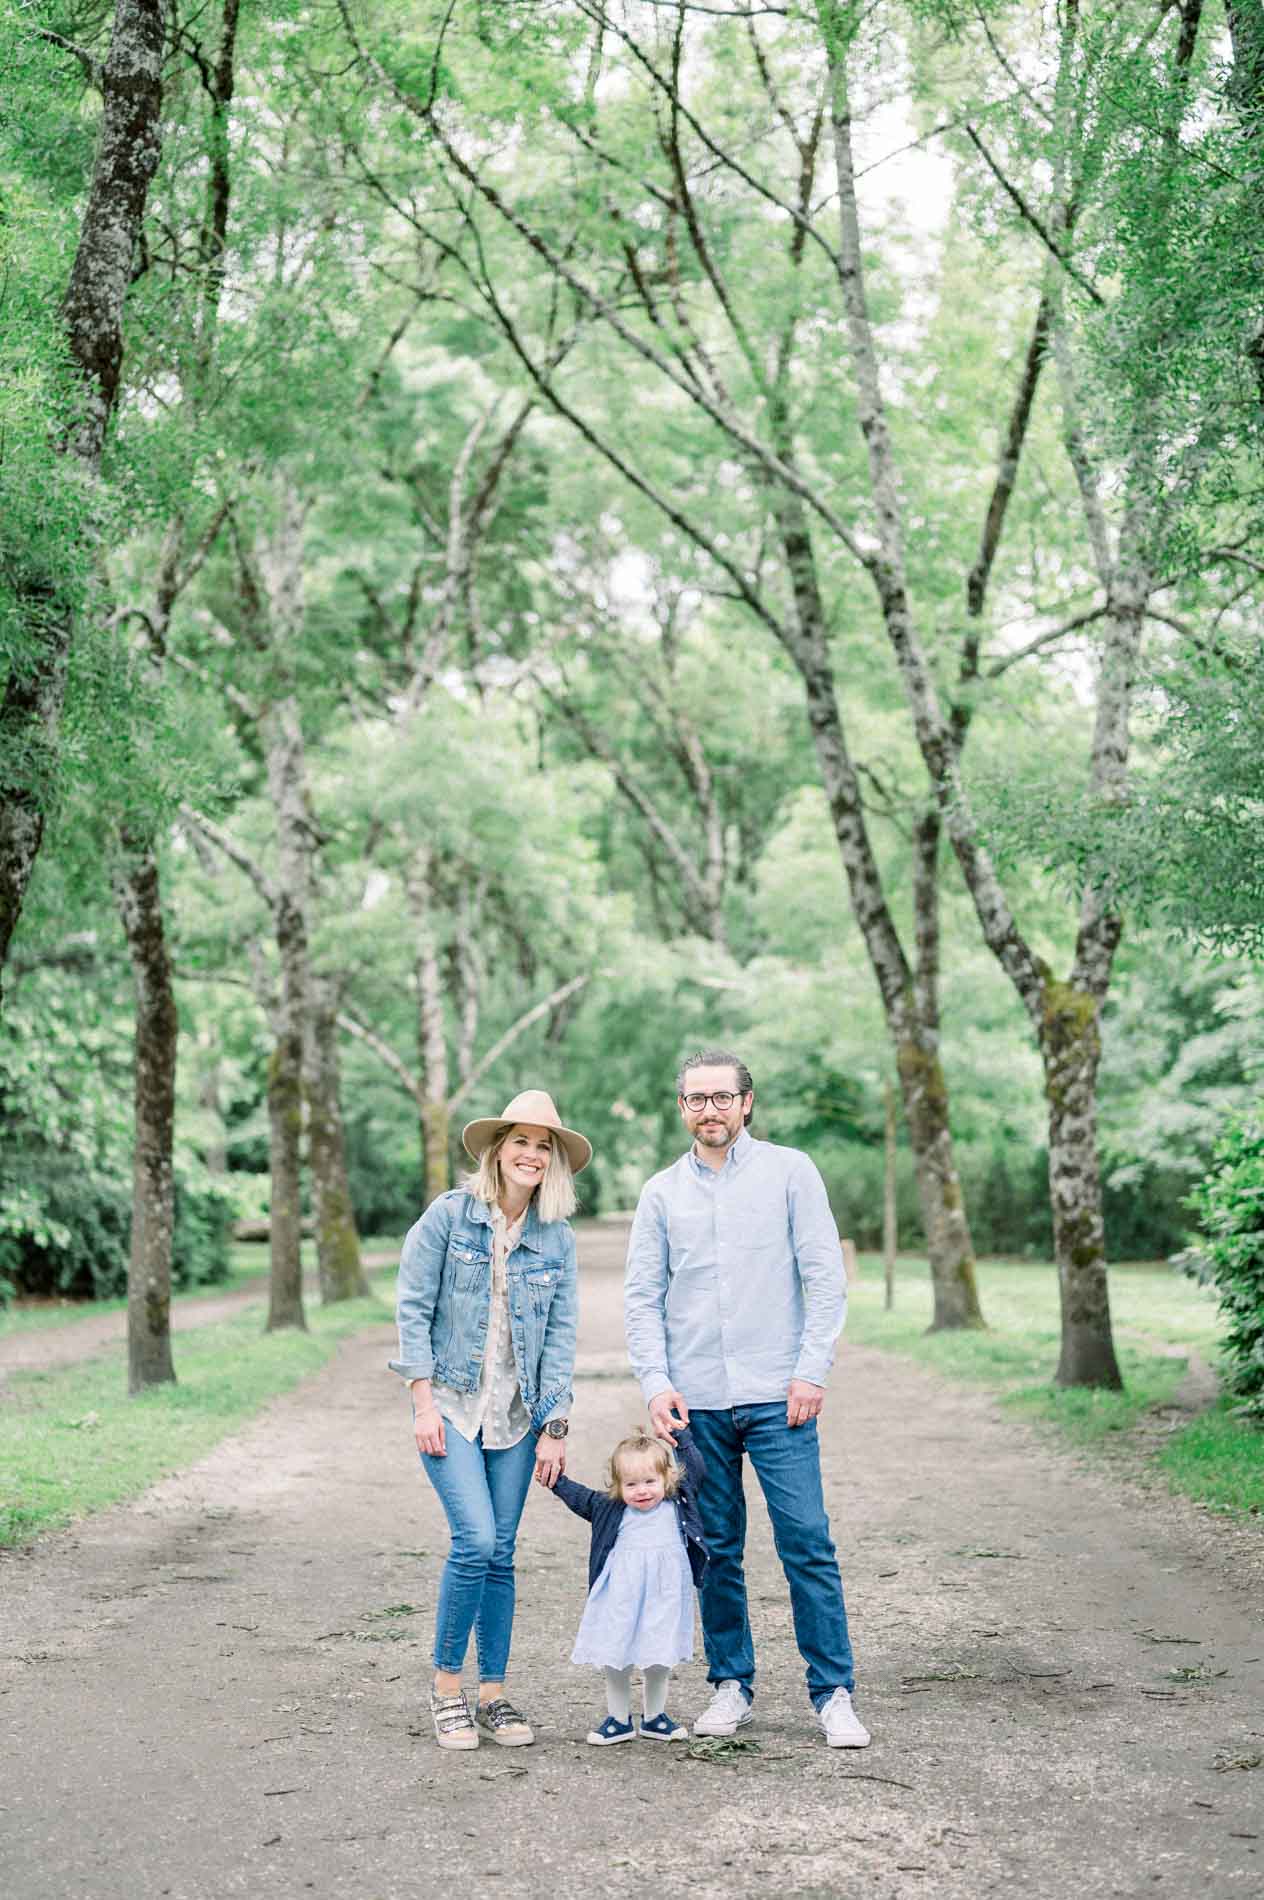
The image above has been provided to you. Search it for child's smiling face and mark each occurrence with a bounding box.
[617,1452,666,1511]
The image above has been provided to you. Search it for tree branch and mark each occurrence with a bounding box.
[338,1012,426,1109]
[447,975,589,1113]
[179,806,277,909]
[963,126,1105,307]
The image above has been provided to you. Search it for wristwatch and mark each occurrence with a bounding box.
[541,1418,569,1439]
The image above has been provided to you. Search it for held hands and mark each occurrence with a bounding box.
[786,1378,824,1428]
[534,1434,566,1488]
[648,1388,690,1443]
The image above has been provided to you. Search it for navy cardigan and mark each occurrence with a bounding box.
[552,1425,708,1590]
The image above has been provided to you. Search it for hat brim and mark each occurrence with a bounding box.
[461,1116,592,1176]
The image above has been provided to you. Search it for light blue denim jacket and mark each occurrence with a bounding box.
[390,1189,577,1431]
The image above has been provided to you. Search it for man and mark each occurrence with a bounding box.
[623,1048,869,1748]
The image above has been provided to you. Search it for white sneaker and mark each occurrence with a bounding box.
[817,1686,870,1748]
[693,1680,753,1737]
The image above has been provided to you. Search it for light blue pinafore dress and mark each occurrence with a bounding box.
[571,1499,695,1670]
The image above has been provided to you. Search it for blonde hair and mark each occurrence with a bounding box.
[605,1429,681,1502]
[465,1122,577,1224]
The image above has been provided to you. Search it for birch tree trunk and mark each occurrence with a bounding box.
[115,839,177,1391]
[772,484,983,1329]
[403,844,451,1203]
[306,973,369,1302]
[0,0,165,995]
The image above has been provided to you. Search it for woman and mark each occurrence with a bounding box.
[390,1088,590,1751]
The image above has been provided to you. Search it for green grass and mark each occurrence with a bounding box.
[848,1252,1262,1512]
[1158,1402,1264,1516]
[0,1290,393,1548]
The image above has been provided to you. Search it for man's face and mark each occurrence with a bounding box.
[678,1063,751,1153]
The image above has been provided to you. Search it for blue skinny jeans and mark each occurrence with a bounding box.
[420,1423,536,1682]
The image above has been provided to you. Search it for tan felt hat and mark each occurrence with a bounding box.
[461,1088,593,1175]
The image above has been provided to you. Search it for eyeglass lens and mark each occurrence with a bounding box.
[682,1091,737,1111]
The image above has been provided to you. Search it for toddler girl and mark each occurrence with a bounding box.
[550,1425,708,1744]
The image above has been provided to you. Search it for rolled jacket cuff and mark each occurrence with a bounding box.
[388,1358,434,1383]
[533,1385,574,1429]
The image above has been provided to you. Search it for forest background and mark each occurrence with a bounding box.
[2,0,1261,1396]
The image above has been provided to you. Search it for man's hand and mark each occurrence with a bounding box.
[648,1388,690,1442]
[786,1379,824,1428]
[534,1435,566,1488]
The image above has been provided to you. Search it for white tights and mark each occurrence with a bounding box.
[605,1665,670,1722]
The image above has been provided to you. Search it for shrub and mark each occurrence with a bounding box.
[1179,1110,1264,1424]
[0,1155,234,1304]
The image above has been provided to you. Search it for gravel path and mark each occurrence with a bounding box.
[1,1224,1261,1899]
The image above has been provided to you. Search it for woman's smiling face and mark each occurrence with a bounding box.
[499,1124,552,1195]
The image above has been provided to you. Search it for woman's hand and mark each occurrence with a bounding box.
[411,1381,446,1458]
[534,1434,566,1488]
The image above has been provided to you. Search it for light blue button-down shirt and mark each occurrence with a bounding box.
[624,1129,846,1410]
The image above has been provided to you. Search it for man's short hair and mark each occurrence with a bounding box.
[676,1048,755,1126]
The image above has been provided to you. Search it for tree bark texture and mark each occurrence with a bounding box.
[403,845,452,1203]
[265,1013,306,1333]
[1041,977,1122,1389]
[115,838,177,1393]
[256,491,312,1331]
[883,1077,897,1312]
[306,975,368,1302]
[0,0,165,999]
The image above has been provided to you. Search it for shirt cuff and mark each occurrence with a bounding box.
[388,1359,434,1382]
[792,1360,830,1389]
[638,1370,675,1404]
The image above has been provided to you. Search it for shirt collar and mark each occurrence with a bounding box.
[467,1193,539,1247]
[687,1127,753,1177]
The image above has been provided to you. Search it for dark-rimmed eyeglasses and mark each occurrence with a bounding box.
[680,1090,743,1112]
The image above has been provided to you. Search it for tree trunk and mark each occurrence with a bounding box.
[422,1100,453,1206]
[816,9,1137,1373]
[265,1002,306,1332]
[0,0,165,1000]
[305,975,368,1302]
[115,838,177,1392]
[404,844,452,1203]
[772,487,984,1330]
[1040,976,1122,1388]
[883,1077,897,1312]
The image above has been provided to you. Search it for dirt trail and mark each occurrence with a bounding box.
[2,1224,1262,1900]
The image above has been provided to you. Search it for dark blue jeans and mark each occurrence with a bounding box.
[688,1402,854,1707]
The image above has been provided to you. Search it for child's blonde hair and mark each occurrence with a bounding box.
[605,1428,681,1502]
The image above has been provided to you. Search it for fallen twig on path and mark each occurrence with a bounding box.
[686,1735,762,1764]
[836,1773,916,1791]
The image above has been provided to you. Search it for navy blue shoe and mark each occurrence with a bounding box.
[586,1715,636,1746]
[639,1712,688,1742]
